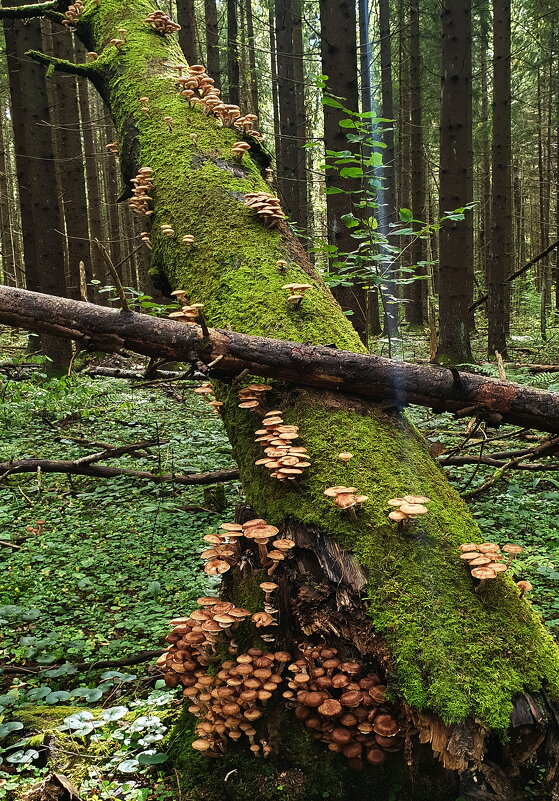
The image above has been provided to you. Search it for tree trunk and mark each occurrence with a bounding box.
[227,0,239,106]
[274,0,307,235]
[204,0,220,88]
[2,0,71,371]
[436,0,474,363]
[49,26,92,299]
[319,0,369,341]
[488,0,512,358]
[408,0,426,327]
[13,2,559,796]
[176,0,197,64]
[245,0,259,118]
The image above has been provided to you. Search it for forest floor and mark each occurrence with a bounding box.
[2,324,559,800]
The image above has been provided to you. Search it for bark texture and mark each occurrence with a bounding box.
[5,286,559,434]
[13,2,559,797]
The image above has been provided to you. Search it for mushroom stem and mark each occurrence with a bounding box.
[474,579,489,595]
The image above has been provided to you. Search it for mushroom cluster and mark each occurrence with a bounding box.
[109,35,126,50]
[254,411,311,481]
[282,283,313,306]
[232,141,252,162]
[175,64,263,140]
[238,383,272,411]
[459,542,525,588]
[105,141,118,156]
[168,290,204,323]
[286,644,403,769]
[144,10,181,34]
[193,382,223,414]
[160,224,174,238]
[139,231,152,250]
[324,487,368,511]
[243,193,286,227]
[62,0,83,30]
[199,519,295,586]
[128,167,154,216]
[158,613,292,758]
[387,495,430,524]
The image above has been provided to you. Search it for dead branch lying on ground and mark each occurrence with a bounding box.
[1,649,165,676]
[0,459,239,485]
[3,285,559,433]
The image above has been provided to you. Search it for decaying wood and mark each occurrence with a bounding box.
[0,458,239,485]
[3,285,559,434]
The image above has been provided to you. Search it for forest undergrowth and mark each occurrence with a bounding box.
[2,324,559,800]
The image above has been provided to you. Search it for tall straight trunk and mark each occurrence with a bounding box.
[204,0,221,87]
[75,55,105,293]
[436,0,474,363]
[479,0,491,293]
[2,1,71,370]
[176,0,197,64]
[227,0,240,105]
[11,3,559,794]
[0,94,14,286]
[397,0,413,324]
[377,0,398,336]
[269,1,281,159]
[487,0,511,357]
[358,0,381,335]
[245,0,259,117]
[275,0,308,235]
[49,26,91,300]
[104,115,124,269]
[319,0,369,341]
[408,0,426,327]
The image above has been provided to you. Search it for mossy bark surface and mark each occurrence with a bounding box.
[29,1,559,795]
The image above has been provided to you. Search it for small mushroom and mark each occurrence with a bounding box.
[516,580,533,598]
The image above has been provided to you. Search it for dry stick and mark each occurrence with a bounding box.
[72,439,162,466]
[469,238,559,312]
[94,238,130,312]
[0,459,239,485]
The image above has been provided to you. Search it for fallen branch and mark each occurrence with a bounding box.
[1,649,165,676]
[0,459,239,485]
[86,366,195,380]
[3,285,559,433]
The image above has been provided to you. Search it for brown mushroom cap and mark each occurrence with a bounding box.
[191,738,211,751]
[460,543,481,552]
[317,699,342,717]
[517,580,533,592]
[398,503,428,516]
[460,551,481,561]
[502,544,524,555]
[403,494,430,504]
[388,510,408,522]
[471,567,497,579]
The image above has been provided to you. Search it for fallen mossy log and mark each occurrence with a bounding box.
[3,285,559,434]
[2,1,559,797]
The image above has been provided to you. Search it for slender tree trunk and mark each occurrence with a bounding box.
[488,0,511,357]
[319,0,369,341]
[49,26,91,299]
[274,0,308,235]
[176,0,197,64]
[358,0,381,335]
[2,1,71,370]
[478,0,491,296]
[0,93,14,286]
[204,0,221,87]
[436,0,474,363]
[377,0,398,337]
[227,0,240,105]
[269,1,281,161]
[245,0,259,117]
[408,0,426,327]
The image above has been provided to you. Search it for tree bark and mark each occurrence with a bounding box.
[226,0,239,106]
[436,0,474,363]
[319,0,369,341]
[9,2,559,796]
[204,0,220,89]
[488,0,512,357]
[2,0,71,371]
[408,0,426,327]
[176,0,197,64]
[4,285,559,435]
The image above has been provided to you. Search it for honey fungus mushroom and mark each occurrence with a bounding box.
[387,495,430,524]
[324,486,368,511]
